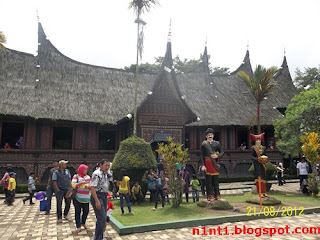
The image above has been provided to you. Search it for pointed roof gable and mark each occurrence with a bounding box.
[231,49,253,76]
[138,41,197,123]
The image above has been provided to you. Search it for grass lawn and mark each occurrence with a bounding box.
[111,192,320,226]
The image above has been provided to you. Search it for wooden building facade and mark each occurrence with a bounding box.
[0,23,297,183]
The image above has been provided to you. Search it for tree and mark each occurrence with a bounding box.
[0,31,6,49]
[237,65,278,134]
[124,62,160,74]
[295,66,320,91]
[211,66,230,75]
[156,137,189,208]
[300,132,320,197]
[125,55,230,75]
[274,84,320,157]
[112,136,157,195]
[129,0,159,136]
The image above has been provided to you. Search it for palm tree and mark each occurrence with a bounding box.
[0,31,6,49]
[128,0,159,136]
[238,65,278,134]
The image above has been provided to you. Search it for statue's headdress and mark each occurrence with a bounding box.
[250,133,265,142]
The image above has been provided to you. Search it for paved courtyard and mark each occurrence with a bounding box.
[0,180,319,240]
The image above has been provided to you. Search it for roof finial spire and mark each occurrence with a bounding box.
[247,40,249,51]
[167,18,172,43]
[205,35,207,47]
[36,9,40,22]
[284,46,286,57]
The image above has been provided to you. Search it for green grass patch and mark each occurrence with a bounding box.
[111,192,320,226]
[245,199,281,206]
[111,198,229,226]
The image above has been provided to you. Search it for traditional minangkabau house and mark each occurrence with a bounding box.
[0,23,297,183]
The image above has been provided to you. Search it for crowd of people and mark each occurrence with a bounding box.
[0,128,316,240]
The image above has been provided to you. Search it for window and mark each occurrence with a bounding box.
[98,131,116,150]
[237,129,248,150]
[52,127,73,149]
[1,122,24,149]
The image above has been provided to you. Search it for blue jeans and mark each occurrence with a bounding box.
[192,189,199,202]
[91,193,107,240]
[45,186,55,213]
[56,189,71,219]
[119,193,131,214]
[73,198,89,228]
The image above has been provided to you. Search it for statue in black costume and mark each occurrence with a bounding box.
[200,128,224,201]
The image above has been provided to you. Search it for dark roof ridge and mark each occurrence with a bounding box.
[3,48,35,58]
[37,22,130,73]
[230,49,253,76]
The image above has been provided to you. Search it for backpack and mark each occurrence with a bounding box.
[156,177,164,190]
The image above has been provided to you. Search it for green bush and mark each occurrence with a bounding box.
[289,162,297,176]
[112,136,157,191]
[248,162,277,180]
[0,184,47,194]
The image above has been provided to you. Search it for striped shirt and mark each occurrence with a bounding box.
[72,174,91,203]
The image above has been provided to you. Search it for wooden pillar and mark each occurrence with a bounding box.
[25,118,36,150]
[41,120,51,150]
[87,123,97,150]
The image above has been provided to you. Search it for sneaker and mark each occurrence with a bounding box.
[30,202,35,205]
[64,215,69,220]
[23,199,26,205]
[44,212,50,215]
[103,232,108,238]
[57,219,62,224]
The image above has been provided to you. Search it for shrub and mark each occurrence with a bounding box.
[248,162,277,180]
[112,136,157,192]
[288,162,297,176]
[157,137,189,208]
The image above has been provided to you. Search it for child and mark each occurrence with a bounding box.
[163,174,170,204]
[103,193,115,238]
[23,172,36,205]
[7,172,16,206]
[117,169,133,215]
[4,142,11,151]
[131,181,143,205]
[190,174,200,202]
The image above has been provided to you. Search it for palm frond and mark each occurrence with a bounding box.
[129,0,160,17]
[0,31,6,49]
[238,65,278,104]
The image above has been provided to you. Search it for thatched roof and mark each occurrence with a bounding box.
[0,23,155,124]
[0,23,297,127]
[178,49,297,126]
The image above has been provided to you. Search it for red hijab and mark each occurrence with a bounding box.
[78,164,88,178]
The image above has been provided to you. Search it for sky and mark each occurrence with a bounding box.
[1,0,320,79]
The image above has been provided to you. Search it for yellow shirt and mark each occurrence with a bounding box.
[8,178,16,191]
[119,176,130,194]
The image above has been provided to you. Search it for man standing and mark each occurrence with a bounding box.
[0,167,13,203]
[297,157,309,190]
[90,159,112,240]
[45,160,58,215]
[52,160,71,223]
[201,128,224,201]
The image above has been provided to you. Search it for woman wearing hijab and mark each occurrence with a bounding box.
[72,164,91,233]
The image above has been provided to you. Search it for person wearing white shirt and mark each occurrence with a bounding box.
[297,158,309,190]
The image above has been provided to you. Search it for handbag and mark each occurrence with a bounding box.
[66,174,78,199]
